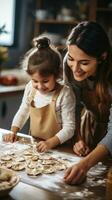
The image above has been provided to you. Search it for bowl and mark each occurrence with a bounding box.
[35,10,48,20]
[0,167,20,197]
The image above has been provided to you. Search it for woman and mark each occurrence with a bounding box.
[63,21,112,184]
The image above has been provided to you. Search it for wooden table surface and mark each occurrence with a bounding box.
[0,128,112,200]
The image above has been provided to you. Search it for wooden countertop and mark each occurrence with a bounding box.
[0,128,112,200]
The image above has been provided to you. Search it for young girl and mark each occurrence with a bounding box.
[3,37,76,152]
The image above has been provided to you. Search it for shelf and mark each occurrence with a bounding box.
[97,8,112,12]
[34,0,88,43]
[35,19,79,25]
[34,0,112,49]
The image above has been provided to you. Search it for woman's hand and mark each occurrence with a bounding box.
[2,132,17,143]
[73,140,90,156]
[64,161,87,185]
[64,144,109,185]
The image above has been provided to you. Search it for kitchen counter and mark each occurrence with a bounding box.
[0,69,30,95]
[0,84,26,94]
[0,70,30,132]
[0,128,112,200]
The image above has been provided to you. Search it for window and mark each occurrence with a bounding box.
[0,0,16,46]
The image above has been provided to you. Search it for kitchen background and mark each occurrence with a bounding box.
[0,0,112,133]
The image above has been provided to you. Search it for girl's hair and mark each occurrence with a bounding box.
[22,36,62,79]
[65,21,112,113]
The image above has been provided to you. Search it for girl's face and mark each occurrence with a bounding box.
[31,72,57,94]
[67,45,98,81]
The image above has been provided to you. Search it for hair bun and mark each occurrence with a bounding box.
[32,37,50,49]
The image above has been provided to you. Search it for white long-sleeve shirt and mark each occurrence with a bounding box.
[12,81,76,144]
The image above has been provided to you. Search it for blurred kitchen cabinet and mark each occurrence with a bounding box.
[34,0,112,48]
[0,91,29,134]
[34,0,89,49]
[89,0,112,45]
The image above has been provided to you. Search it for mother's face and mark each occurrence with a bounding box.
[66,45,98,82]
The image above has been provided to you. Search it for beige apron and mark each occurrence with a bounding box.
[29,85,63,140]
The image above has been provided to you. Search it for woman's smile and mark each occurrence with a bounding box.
[74,68,86,77]
[67,45,98,81]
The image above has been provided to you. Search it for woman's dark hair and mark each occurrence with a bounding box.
[65,21,112,113]
[23,36,62,79]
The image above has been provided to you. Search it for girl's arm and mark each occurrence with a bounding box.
[3,81,32,142]
[55,86,76,144]
[11,81,32,130]
[2,126,20,142]
[11,126,20,134]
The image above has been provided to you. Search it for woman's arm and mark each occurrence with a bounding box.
[64,144,109,184]
[99,104,112,155]
[64,104,112,185]
[64,104,112,184]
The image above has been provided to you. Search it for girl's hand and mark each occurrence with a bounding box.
[36,136,60,152]
[36,141,51,152]
[64,161,87,185]
[73,140,90,156]
[2,132,17,143]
